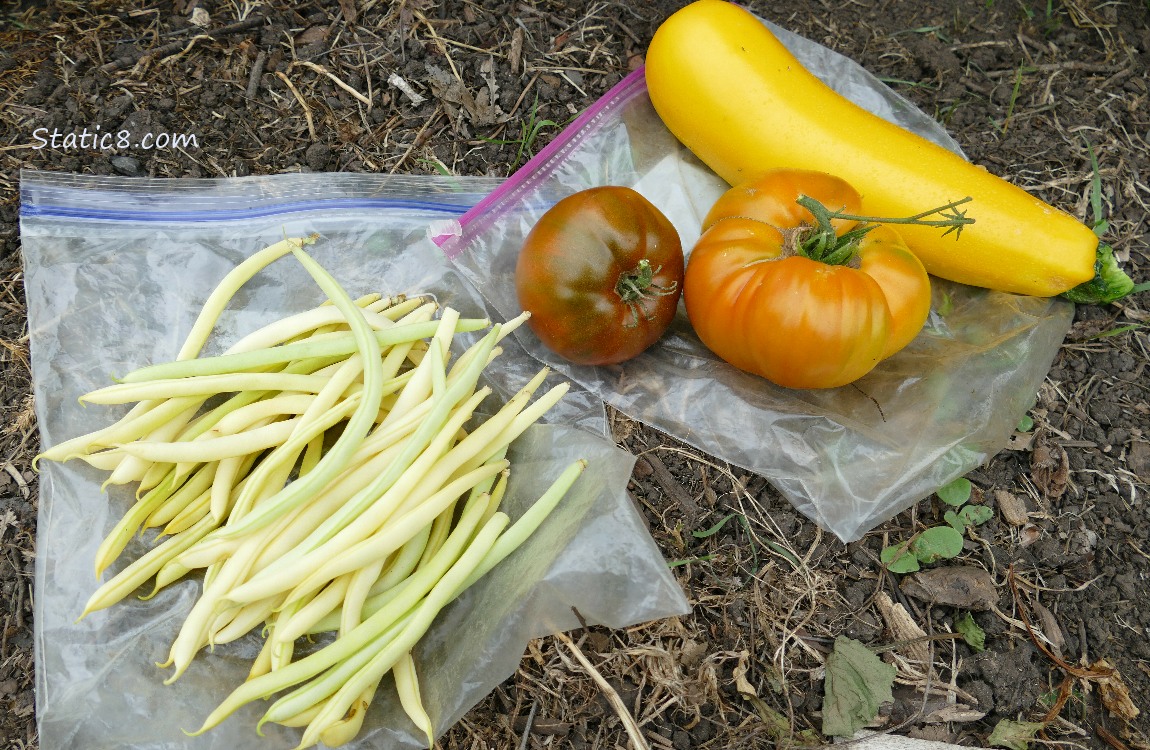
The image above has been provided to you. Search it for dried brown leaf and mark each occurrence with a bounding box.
[1031,431,1070,499]
[426,64,504,127]
[679,638,707,669]
[733,650,757,697]
[1007,430,1036,451]
[295,25,330,47]
[901,566,998,611]
[1093,659,1141,721]
[994,489,1031,527]
[1127,441,1150,481]
[338,0,358,24]
[1031,601,1065,656]
[509,26,524,74]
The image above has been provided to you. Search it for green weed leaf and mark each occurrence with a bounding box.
[666,555,715,568]
[1085,139,1108,236]
[880,541,920,573]
[959,505,994,527]
[937,477,972,506]
[947,505,994,532]
[955,612,986,652]
[692,513,738,539]
[821,636,896,737]
[1088,323,1144,339]
[910,526,964,563]
[742,693,822,746]
[988,719,1046,750]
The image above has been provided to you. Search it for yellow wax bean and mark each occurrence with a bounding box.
[339,557,385,636]
[81,373,334,405]
[117,417,302,464]
[394,651,434,749]
[223,295,402,355]
[37,395,205,467]
[315,682,378,748]
[269,574,352,648]
[220,387,493,607]
[176,235,316,361]
[142,461,219,533]
[291,514,508,748]
[266,460,507,608]
[79,514,217,619]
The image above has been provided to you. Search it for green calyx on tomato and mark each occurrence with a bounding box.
[515,186,684,367]
[615,258,680,328]
[685,168,968,390]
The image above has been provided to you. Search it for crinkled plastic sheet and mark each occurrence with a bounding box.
[442,21,1075,542]
[21,170,690,750]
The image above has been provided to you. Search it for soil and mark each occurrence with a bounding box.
[2,1,1149,749]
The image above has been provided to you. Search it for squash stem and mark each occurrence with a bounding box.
[1060,243,1135,304]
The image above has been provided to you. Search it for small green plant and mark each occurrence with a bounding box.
[954,611,986,651]
[935,100,963,128]
[666,554,716,568]
[690,512,802,570]
[1088,323,1145,339]
[481,94,559,169]
[415,156,453,176]
[877,77,937,90]
[1084,139,1109,237]
[881,477,992,573]
[1000,65,1026,134]
[1015,0,1061,35]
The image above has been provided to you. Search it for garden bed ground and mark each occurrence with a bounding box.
[2,1,1149,748]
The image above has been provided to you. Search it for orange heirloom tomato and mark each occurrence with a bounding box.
[684,169,932,389]
[516,186,684,366]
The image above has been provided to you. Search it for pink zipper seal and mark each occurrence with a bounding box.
[433,67,649,257]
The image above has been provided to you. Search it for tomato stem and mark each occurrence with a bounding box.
[616,259,678,328]
[793,195,975,265]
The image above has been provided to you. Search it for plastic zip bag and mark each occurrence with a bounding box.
[21,169,690,750]
[439,21,1074,543]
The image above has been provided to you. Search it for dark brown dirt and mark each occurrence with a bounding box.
[2,1,1149,749]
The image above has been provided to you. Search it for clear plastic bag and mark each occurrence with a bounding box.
[439,20,1074,542]
[21,169,690,749]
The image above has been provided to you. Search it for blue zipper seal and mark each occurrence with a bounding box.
[19,197,483,223]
